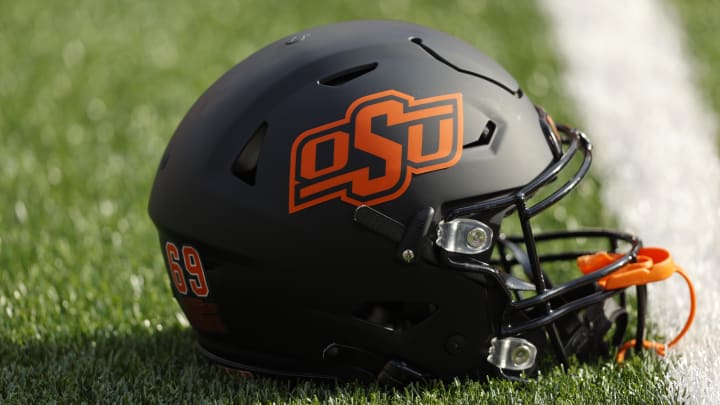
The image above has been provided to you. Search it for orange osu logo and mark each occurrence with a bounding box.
[289,90,463,214]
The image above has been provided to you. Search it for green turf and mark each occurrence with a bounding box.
[0,0,679,403]
[670,0,720,151]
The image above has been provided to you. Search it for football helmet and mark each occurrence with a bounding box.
[148,19,693,383]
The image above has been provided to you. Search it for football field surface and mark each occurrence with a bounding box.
[541,1,719,403]
[1,0,718,403]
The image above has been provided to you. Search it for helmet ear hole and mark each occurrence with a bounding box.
[352,301,438,332]
[232,122,267,185]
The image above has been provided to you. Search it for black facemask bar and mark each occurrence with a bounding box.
[441,113,646,370]
[353,108,649,378]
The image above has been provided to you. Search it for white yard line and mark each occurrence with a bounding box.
[539,0,720,403]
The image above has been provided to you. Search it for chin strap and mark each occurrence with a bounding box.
[576,247,696,363]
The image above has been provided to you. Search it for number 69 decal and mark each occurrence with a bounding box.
[164,241,209,297]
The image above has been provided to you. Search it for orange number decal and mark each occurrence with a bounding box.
[165,242,188,295]
[182,246,209,297]
[164,242,209,297]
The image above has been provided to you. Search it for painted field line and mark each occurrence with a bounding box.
[539,0,720,403]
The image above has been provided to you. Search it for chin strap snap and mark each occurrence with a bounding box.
[576,247,696,363]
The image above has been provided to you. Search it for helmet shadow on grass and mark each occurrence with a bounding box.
[0,325,460,402]
[0,325,673,403]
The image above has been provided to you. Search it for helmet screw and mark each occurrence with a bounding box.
[511,344,532,367]
[401,249,415,263]
[445,335,465,355]
[466,227,488,249]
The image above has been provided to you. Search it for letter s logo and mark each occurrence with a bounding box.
[289,90,463,213]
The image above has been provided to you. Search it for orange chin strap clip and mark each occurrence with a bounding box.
[577,247,696,363]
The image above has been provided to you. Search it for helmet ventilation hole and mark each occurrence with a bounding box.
[464,120,496,148]
[232,122,267,185]
[352,301,438,332]
[319,63,378,86]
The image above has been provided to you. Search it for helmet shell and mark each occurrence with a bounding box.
[148,19,554,380]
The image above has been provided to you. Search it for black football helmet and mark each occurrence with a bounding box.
[148,19,689,383]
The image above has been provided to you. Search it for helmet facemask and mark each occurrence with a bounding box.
[355,106,643,380]
[434,108,642,378]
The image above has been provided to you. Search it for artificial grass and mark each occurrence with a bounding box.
[0,0,679,403]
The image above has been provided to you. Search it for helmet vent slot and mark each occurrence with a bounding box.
[464,120,496,148]
[352,301,438,332]
[232,122,267,186]
[319,63,378,86]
